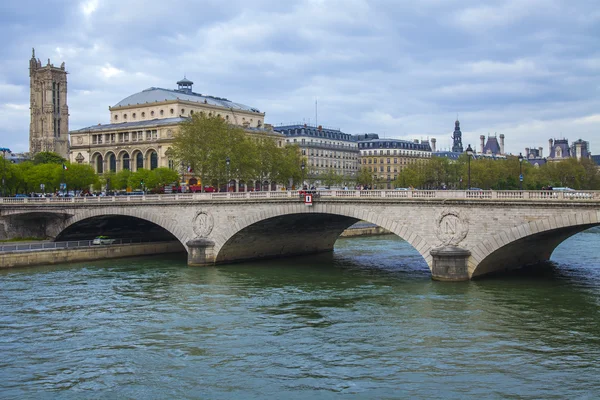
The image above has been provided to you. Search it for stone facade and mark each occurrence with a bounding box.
[357,135,432,188]
[29,48,69,159]
[275,124,359,187]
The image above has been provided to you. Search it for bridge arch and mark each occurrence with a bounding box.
[47,207,189,247]
[470,210,600,277]
[211,203,434,268]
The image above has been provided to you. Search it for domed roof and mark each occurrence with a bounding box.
[112,86,261,113]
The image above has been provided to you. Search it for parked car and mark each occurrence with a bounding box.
[92,236,116,245]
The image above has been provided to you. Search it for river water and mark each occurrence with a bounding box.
[1,231,599,399]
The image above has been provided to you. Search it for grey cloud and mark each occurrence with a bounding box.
[1,0,599,155]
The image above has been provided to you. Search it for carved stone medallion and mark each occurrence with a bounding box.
[435,209,469,246]
[193,211,214,237]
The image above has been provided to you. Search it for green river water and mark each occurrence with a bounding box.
[1,232,599,399]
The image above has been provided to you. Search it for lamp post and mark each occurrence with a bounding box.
[466,144,473,190]
[518,152,524,190]
[301,161,305,189]
[0,147,10,197]
[225,156,230,192]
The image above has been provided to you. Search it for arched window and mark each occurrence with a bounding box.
[136,153,144,170]
[151,111,155,117]
[160,110,164,116]
[109,154,116,172]
[96,155,104,174]
[114,115,118,121]
[122,153,130,170]
[150,151,158,170]
[141,112,145,118]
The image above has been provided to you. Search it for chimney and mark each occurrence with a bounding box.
[499,134,505,155]
[538,147,543,158]
[480,135,485,154]
[549,139,553,156]
[576,143,582,160]
[525,147,530,157]
[431,138,437,153]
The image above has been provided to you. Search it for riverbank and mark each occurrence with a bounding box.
[340,222,391,237]
[0,241,184,269]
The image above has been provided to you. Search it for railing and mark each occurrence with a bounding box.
[0,238,173,253]
[1,190,599,205]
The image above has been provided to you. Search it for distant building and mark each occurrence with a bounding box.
[357,135,432,189]
[451,120,464,153]
[524,147,547,167]
[478,134,506,158]
[274,124,359,186]
[29,48,69,159]
[546,138,592,162]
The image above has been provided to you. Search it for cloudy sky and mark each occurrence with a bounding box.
[1,0,599,155]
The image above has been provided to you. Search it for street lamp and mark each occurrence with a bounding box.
[301,161,305,189]
[226,156,230,192]
[466,144,473,190]
[518,152,524,190]
[0,147,10,197]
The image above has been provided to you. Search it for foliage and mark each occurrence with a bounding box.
[169,114,304,190]
[32,152,66,165]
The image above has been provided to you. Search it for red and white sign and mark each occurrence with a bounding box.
[304,194,313,206]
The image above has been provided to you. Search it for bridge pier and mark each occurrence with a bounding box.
[430,246,471,281]
[186,238,216,266]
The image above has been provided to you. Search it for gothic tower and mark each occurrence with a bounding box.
[451,119,464,153]
[29,48,69,159]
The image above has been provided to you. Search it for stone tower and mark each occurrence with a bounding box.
[451,119,464,153]
[29,48,69,159]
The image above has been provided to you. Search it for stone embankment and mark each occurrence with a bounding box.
[340,222,391,237]
[0,241,184,269]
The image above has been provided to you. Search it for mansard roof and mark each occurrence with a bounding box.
[112,87,262,113]
[483,136,501,155]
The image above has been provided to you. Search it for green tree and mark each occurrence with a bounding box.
[66,163,98,192]
[32,152,66,165]
[170,114,249,191]
[151,167,180,189]
[357,167,374,188]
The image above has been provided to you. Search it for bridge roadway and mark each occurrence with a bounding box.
[1,189,599,281]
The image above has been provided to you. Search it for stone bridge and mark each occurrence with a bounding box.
[1,190,599,281]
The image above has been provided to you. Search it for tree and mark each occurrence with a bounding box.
[151,167,180,189]
[32,152,66,165]
[169,114,250,192]
[356,167,373,188]
[65,163,98,192]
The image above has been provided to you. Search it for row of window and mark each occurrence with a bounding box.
[92,130,158,144]
[361,149,431,157]
[280,128,354,141]
[359,142,429,150]
[287,138,357,149]
[308,161,357,169]
[361,158,420,165]
[113,110,262,127]
[301,149,358,160]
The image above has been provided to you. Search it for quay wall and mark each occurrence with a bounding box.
[0,242,184,269]
[340,222,391,237]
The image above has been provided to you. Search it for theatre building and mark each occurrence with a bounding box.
[69,78,283,186]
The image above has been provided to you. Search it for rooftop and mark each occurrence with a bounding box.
[111,79,262,113]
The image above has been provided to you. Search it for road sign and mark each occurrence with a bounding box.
[519,174,523,182]
[304,194,313,206]
[40,183,45,191]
